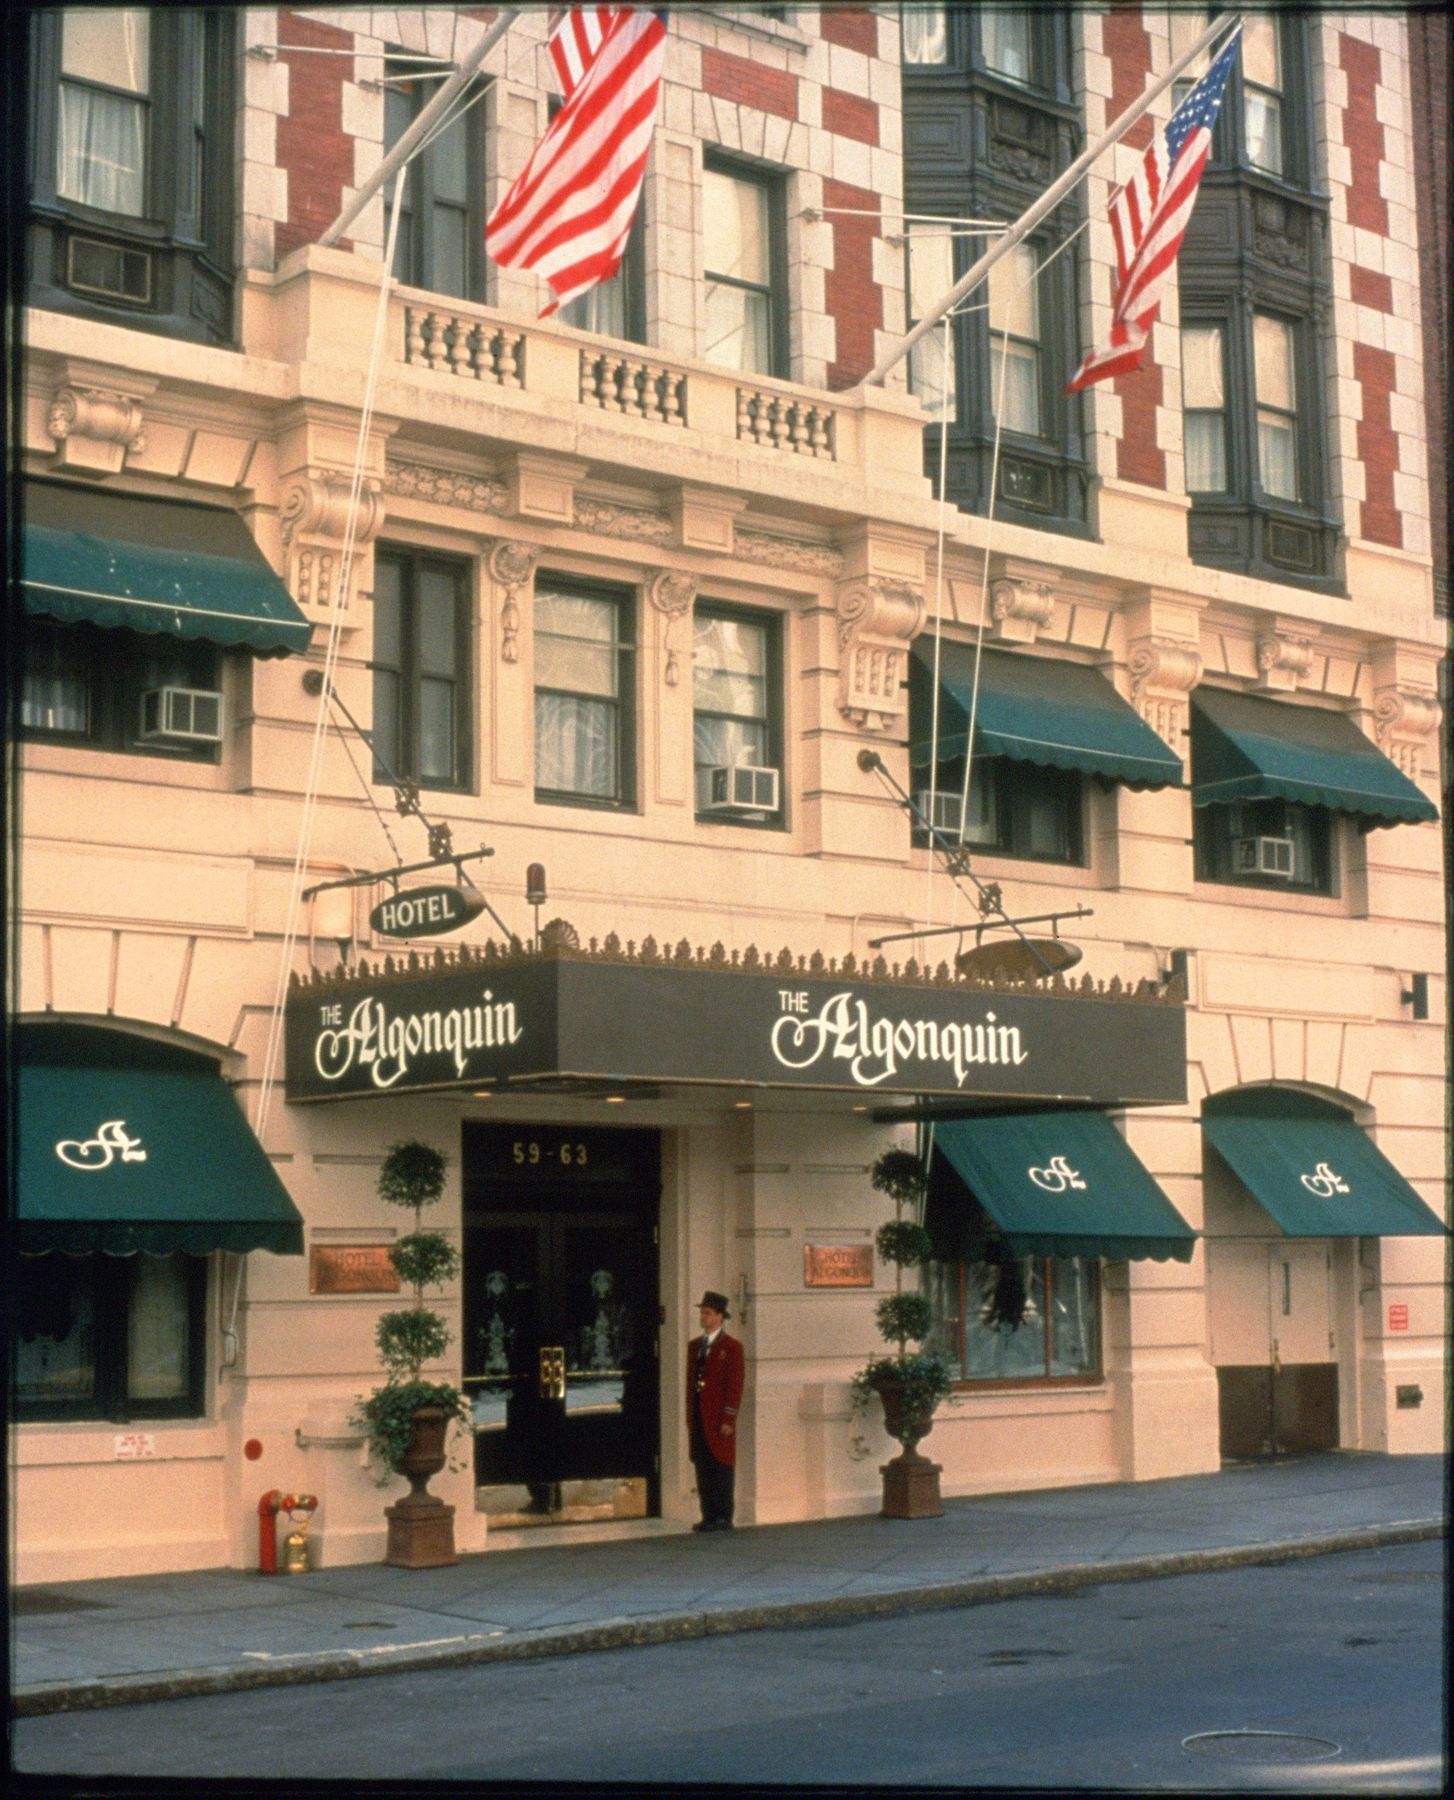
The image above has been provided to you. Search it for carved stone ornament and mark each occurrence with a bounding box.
[574,495,674,546]
[385,457,509,515]
[734,529,844,577]
[647,570,699,687]
[1127,637,1203,750]
[278,472,384,619]
[836,576,926,731]
[1372,687,1442,779]
[47,384,147,475]
[487,540,540,665]
[990,577,1056,645]
[1255,632,1316,692]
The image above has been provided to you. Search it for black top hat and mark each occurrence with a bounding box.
[697,1290,731,1319]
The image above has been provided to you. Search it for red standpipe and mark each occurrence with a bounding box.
[257,1489,282,1574]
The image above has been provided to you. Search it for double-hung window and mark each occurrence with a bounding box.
[534,583,635,807]
[702,160,785,377]
[1182,324,1228,493]
[371,548,471,790]
[382,54,484,299]
[986,242,1043,437]
[693,605,782,823]
[1194,798,1335,896]
[20,618,222,762]
[1240,13,1285,177]
[1253,313,1299,502]
[28,7,234,344]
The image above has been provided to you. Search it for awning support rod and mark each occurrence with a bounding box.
[869,907,1094,951]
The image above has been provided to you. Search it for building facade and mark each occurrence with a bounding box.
[13,4,1447,1583]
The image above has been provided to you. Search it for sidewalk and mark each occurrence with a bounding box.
[12,1452,1445,1716]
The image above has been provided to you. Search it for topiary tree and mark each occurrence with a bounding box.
[351,1140,471,1478]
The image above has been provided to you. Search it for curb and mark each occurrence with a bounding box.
[13,1519,1443,1718]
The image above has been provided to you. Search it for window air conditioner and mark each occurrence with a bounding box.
[914,790,966,838]
[138,686,224,744]
[705,765,780,812]
[1233,835,1295,878]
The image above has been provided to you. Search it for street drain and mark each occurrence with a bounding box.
[1183,1731,1341,1765]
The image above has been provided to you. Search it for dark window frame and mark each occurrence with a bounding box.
[382,52,488,301]
[19,616,224,763]
[532,576,638,812]
[701,151,789,380]
[27,6,236,346]
[901,4,1072,101]
[927,1253,1104,1389]
[692,599,785,830]
[13,1252,209,1424]
[1193,797,1338,897]
[913,754,1087,866]
[369,545,474,793]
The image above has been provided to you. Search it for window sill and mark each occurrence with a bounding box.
[535,789,638,816]
[1193,877,1346,915]
[19,738,234,790]
[14,1418,222,1463]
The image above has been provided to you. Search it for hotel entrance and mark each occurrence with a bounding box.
[462,1122,660,1527]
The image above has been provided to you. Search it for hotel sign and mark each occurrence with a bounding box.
[370,883,485,940]
[804,1244,875,1288]
[286,958,1185,1105]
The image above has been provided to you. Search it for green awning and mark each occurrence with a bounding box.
[1202,1092,1446,1238]
[1190,687,1437,826]
[910,642,1183,789]
[18,1035,305,1256]
[22,479,312,657]
[928,1111,1198,1262]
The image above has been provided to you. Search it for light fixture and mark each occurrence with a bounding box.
[472,1090,494,1099]
[605,1094,626,1105]
[1401,973,1429,1020]
[851,1105,869,1115]
[733,1100,752,1110]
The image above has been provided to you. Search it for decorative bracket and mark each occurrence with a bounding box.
[487,540,541,664]
[1255,631,1316,693]
[47,381,151,476]
[279,471,384,621]
[647,569,698,686]
[836,576,926,730]
[1373,687,1442,780]
[989,576,1056,645]
[1127,636,1203,750]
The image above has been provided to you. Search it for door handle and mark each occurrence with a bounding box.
[538,1346,566,1401]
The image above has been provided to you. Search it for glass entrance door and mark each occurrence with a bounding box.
[462,1124,660,1526]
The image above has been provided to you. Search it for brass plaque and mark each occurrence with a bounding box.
[803,1244,874,1288]
[309,1245,399,1295]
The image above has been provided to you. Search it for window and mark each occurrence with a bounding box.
[925,1254,1100,1384]
[1194,799,1335,895]
[916,756,1085,865]
[987,242,1042,436]
[693,605,782,823]
[558,213,645,341]
[900,3,1058,90]
[534,583,635,807]
[905,223,957,422]
[15,1252,207,1422]
[702,160,785,377]
[1239,13,1285,177]
[28,7,234,344]
[1253,313,1298,502]
[20,618,222,760]
[980,7,1031,85]
[382,55,485,299]
[902,4,948,66]
[1182,324,1228,492]
[371,548,471,790]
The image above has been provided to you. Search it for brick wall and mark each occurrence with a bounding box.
[822,177,881,389]
[275,11,356,259]
[818,5,878,58]
[1407,11,1449,614]
[701,46,798,122]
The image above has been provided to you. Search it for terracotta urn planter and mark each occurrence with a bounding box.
[874,1381,944,1520]
[384,1406,458,1568]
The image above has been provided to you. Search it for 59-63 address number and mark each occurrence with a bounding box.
[513,1140,589,1167]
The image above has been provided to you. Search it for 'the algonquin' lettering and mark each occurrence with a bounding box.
[314,991,522,1090]
[770,991,1027,1089]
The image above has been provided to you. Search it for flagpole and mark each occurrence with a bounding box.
[863,10,1242,387]
[318,8,520,248]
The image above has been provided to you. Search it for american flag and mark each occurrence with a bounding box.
[487,6,668,317]
[1066,28,1241,393]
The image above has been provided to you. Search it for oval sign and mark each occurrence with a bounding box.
[370,883,485,940]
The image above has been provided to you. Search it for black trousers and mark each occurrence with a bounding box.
[690,1419,735,1525]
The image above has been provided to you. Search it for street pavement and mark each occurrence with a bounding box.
[10,1451,1445,1717]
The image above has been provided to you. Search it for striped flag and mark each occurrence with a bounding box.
[487,6,668,317]
[1066,27,1241,393]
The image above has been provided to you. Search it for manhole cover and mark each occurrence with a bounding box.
[12,1590,110,1616]
[1183,1731,1341,1765]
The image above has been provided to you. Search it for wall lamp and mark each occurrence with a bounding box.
[1162,948,1189,991]
[1401,973,1429,1020]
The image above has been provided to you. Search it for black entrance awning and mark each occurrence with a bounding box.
[18,1030,304,1255]
[21,479,312,657]
[1190,687,1437,826]
[926,1111,1197,1262]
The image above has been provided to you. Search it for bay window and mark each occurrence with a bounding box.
[1182,324,1228,493]
[1253,313,1299,502]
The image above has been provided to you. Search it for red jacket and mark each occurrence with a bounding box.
[687,1329,744,1466]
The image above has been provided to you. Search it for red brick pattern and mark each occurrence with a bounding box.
[822,177,882,390]
[821,88,878,147]
[1339,34,1389,236]
[818,6,877,57]
[1408,10,1449,612]
[1102,5,1166,487]
[701,46,798,121]
[1353,342,1402,548]
[276,12,355,259]
[1349,265,1393,313]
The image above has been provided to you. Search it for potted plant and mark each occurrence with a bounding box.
[852,1147,952,1518]
[352,1139,471,1567]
